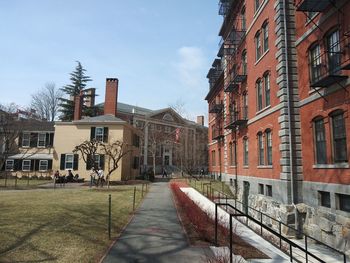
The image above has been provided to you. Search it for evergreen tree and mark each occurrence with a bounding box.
[59,61,93,121]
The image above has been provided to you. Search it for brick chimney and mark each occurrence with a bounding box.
[197,115,204,126]
[85,88,96,107]
[74,92,83,121]
[104,78,118,116]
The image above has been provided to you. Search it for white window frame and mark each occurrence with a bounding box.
[38,133,46,148]
[22,132,30,147]
[5,159,14,171]
[65,154,74,170]
[39,160,48,171]
[22,160,31,171]
[94,154,100,169]
[95,127,104,142]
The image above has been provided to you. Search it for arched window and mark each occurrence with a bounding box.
[313,116,327,164]
[256,79,263,111]
[241,7,246,31]
[262,21,269,52]
[255,0,260,12]
[309,43,322,85]
[326,29,341,73]
[255,31,262,60]
[330,110,347,162]
[258,132,264,165]
[263,72,270,107]
[265,129,272,165]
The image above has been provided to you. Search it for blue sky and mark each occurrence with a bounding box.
[0,0,222,122]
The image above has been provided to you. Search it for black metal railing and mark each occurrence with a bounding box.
[209,103,223,114]
[295,0,331,12]
[225,107,248,129]
[200,184,348,263]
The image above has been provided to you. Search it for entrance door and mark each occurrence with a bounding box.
[242,181,250,214]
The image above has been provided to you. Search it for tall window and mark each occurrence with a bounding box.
[327,30,341,73]
[256,79,263,111]
[5,159,14,171]
[264,73,270,107]
[229,142,236,166]
[309,44,322,84]
[243,93,248,119]
[242,50,247,75]
[314,118,327,164]
[38,133,46,148]
[22,133,30,147]
[255,32,262,60]
[262,22,269,52]
[39,160,48,171]
[212,150,216,166]
[266,130,272,165]
[22,160,31,171]
[95,127,104,141]
[331,112,347,162]
[258,132,264,165]
[243,138,249,166]
[65,154,74,170]
[241,7,246,31]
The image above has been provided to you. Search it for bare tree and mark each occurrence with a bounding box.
[31,83,63,121]
[168,98,193,120]
[72,139,131,188]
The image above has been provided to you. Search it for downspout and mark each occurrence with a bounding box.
[282,0,299,232]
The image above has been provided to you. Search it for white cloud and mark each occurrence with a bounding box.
[174,46,206,90]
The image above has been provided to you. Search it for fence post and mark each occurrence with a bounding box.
[279,222,282,249]
[230,215,233,263]
[215,203,218,246]
[5,173,8,188]
[108,194,111,239]
[305,235,308,262]
[133,186,136,211]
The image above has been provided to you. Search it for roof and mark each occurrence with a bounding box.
[8,153,53,160]
[96,102,153,115]
[72,114,125,124]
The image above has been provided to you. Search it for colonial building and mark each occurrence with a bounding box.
[206,0,349,251]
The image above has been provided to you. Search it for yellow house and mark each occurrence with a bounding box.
[53,114,141,181]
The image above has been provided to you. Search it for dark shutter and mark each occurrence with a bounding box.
[86,154,92,170]
[50,133,54,147]
[18,133,23,147]
[60,154,66,170]
[34,160,40,171]
[30,133,38,147]
[103,127,108,142]
[48,160,53,170]
[31,160,36,171]
[73,154,79,170]
[99,155,105,170]
[90,127,96,141]
[45,133,52,147]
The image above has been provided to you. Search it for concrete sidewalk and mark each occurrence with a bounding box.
[102,182,212,263]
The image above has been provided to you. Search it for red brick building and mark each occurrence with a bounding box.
[206,0,350,251]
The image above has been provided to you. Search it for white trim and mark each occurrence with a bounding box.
[39,160,48,171]
[22,160,31,171]
[65,154,74,170]
[5,159,14,171]
[22,132,30,147]
[313,163,349,169]
[37,133,46,148]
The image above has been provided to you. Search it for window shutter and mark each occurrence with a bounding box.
[103,127,109,142]
[48,160,53,170]
[99,155,105,170]
[86,154,92,170]
[73,154,79,170]
[30,133,38,147]
[14,159,22,171]
[90,127,96,141]
[49,133,54,147]
[18,133,23,147]
[60,154,66,170]
[31,160,36,171]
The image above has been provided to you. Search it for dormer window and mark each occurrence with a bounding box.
[22,133,30,147]
[38,133,46,148]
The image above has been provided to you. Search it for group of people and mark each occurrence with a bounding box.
[53,170,80,185]
[90,167,105,187]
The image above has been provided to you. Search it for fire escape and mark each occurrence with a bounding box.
[295,0,350,97]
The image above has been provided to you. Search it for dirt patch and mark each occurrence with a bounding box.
[171,181,269,260]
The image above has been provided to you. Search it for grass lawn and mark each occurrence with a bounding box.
[0,185,146,262]
[188,178,235,198]
[0,178,52,189]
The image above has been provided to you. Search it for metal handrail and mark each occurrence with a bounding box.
[209,187,347,263]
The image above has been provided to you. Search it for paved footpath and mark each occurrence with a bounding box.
[102,182,212,263]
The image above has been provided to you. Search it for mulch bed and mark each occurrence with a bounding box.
[171,181,269,260]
